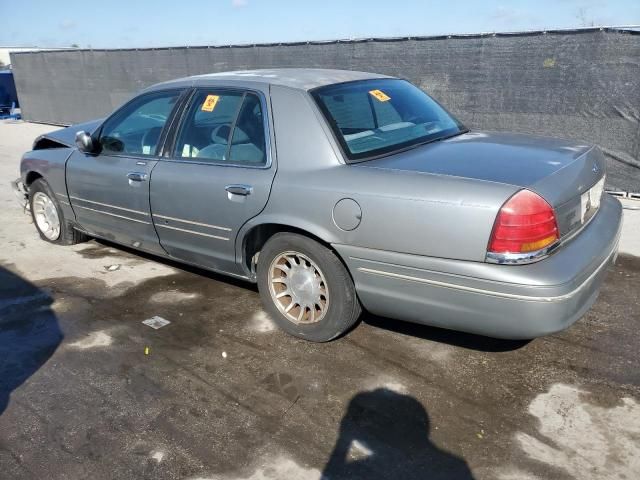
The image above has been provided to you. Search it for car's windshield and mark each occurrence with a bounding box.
[312,78,465,161]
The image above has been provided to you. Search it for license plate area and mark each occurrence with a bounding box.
[580,176,605,224]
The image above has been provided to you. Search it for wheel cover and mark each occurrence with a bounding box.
[33,191,61,241]
[268,250,329,325]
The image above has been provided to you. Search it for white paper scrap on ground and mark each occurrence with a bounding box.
[142,316,171,329]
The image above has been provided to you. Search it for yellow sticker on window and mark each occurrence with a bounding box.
[369,89,391,102]
[201,94,220,112]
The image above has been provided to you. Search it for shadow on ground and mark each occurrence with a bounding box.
[362,313,530,352]
[323,388,475,479]
[89,238,528,353]
[0,266,62,415]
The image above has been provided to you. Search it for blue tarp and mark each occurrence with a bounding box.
[0,70,19,110]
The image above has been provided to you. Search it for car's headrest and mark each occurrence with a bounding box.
[211,125,250,144]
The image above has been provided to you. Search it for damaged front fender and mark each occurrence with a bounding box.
[32,118,103,150]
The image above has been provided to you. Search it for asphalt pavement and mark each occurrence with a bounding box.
[1,120,639,480]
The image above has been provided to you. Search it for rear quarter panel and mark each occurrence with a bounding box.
[266,165,519,262]
[245,85,519,263]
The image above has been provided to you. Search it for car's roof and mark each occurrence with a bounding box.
[153,68,395,92]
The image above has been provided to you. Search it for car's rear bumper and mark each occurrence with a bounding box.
[334,194,623,339]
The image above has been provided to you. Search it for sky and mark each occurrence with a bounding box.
[1,0,639,49]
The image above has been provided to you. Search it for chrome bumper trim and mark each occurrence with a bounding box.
[358,245,616,303]
[153,214,232,232]
[485,241,560,265]
[74,204,151,224]
[69,195,149,216]
[155,223,229,241]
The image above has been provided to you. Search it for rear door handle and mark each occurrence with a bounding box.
[225,184,253,196]
[127,172,148,182]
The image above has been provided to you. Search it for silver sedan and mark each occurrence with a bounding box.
[15,69,623,342]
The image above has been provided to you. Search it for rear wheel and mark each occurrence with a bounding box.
[257,233,361,342]
[29,178,88,245]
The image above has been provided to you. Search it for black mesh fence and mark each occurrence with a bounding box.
[10,28,640,191]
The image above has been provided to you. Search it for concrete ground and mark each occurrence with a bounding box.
[1,119,639,480]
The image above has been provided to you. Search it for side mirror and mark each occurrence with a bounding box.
[75,131,95,153]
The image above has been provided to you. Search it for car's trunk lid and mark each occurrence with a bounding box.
[357,130,607,238]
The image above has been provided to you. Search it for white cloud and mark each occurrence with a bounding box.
[59,19,77,30]
[489,6,539,26]
[232,0,248,7]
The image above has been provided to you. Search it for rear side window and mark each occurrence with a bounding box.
[175,90,267,166]
[312,79,464,161]
[99,90,181,156]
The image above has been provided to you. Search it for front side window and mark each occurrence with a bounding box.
[311,79,465,161]
[175,90,267,166]
[99,90,181,156]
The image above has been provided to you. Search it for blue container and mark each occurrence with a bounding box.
[0,70,19,114]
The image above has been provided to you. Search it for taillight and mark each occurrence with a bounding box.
[488,190,559,255]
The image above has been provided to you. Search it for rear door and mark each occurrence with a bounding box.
[150,86,276,275]
[66,89,185,255]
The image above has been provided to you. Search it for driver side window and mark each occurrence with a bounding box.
[99,90,181,156]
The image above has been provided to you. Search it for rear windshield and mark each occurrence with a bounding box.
[311,79,465,161]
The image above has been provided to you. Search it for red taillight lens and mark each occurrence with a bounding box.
[488,190,559,254]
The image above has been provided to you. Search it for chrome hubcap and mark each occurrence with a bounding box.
[269,251,329,324]
[33,192,61,241]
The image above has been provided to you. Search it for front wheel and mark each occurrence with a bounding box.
[29,178,87,245]
[257,233,362,342]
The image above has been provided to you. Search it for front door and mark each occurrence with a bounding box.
[66,89,183,254]
[150,88,276,274]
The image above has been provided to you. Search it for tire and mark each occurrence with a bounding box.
[29,178,88,245]
[257,233,362,342]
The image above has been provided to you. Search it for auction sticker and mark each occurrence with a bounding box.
[201,94,220,112]
[369,89,391,102]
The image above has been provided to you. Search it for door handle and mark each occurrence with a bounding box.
[127,172,148,182]
[225,184,253,196]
